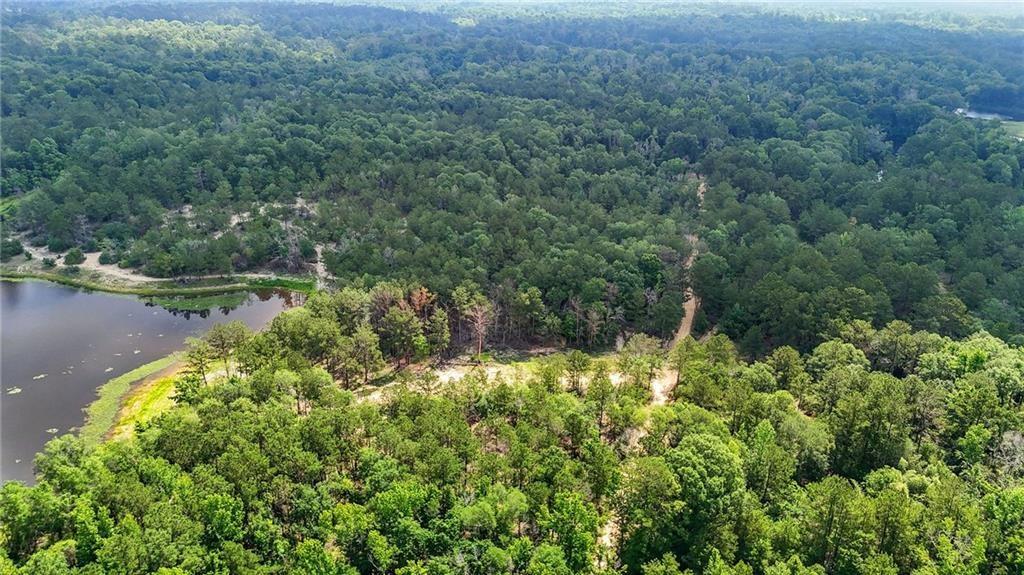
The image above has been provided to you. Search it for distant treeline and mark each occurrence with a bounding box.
[1,3,1022,354]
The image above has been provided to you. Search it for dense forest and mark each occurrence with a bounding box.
[2,2,1023,352]
[1,2,1023,574]
[2,307,1023,574]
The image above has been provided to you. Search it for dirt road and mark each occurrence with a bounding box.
[670,178,706,349]
[597,175,707,568]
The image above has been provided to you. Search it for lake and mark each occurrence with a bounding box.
[0,280,297,484]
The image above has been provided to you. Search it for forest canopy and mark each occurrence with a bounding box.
[2,1,1023,353]
[1,3,1024,575]
[2,313,1023,575]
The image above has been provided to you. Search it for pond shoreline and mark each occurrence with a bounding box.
[1,279,298,483]
[0,269,311,452]
[0,268,316,298]
[78,353,183,445]
[104,355,190,442]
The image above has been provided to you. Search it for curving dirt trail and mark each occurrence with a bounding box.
[670,234,701,349]
[595,175,707,569]
[670,178,706,349]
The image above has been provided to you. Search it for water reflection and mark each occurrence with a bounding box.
[0,280,299,484]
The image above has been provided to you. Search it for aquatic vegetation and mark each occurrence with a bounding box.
[78,353,181,446]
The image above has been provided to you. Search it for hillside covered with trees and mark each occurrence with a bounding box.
[2,2,1023,352]
[3,315,1023,574]
[1,2,1023,574]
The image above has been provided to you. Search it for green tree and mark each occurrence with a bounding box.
[380,307,424,366]
[97,515,149,574]
[63,247,85,266]
[171,372,203,405]
[565,350,592,395]
[829,373,910,478]
[619,334,664,392]
[541,492,599,572]
[527,544,571,575]
[269,307,341,366]
[201,493,244,544]
[185,336,215,385]
[352,324,386,384]
[801,477,869,574]
[297,367,333,413]
[425,308,451,361]
[616,457,683,569]
[743,420,796,507]
[205,320,251,378]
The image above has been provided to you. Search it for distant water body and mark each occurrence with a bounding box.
[0,280,296,484]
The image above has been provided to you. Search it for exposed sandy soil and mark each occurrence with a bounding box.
[82,251,162,283]
[313,244,330,288]
[595,176,706,568]
[670,178,707,349]
[17,241,161,284]
[595,517,619,569]
[671,234,701,349]
[13,235,289,287]
[434,361,523,385]
[649,368,675,406]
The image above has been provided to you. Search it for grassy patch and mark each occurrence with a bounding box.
[0,195,20,216]
[0,270,253,297]
[79,353,181,445]
[146,291,250,312]
[246,276,317,294]
[1002,121,1024,138]
[150,277,245,289]
[108,372,180,441]
[0,190,35,217]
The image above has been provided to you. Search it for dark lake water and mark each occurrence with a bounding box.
[0,280,297,484]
